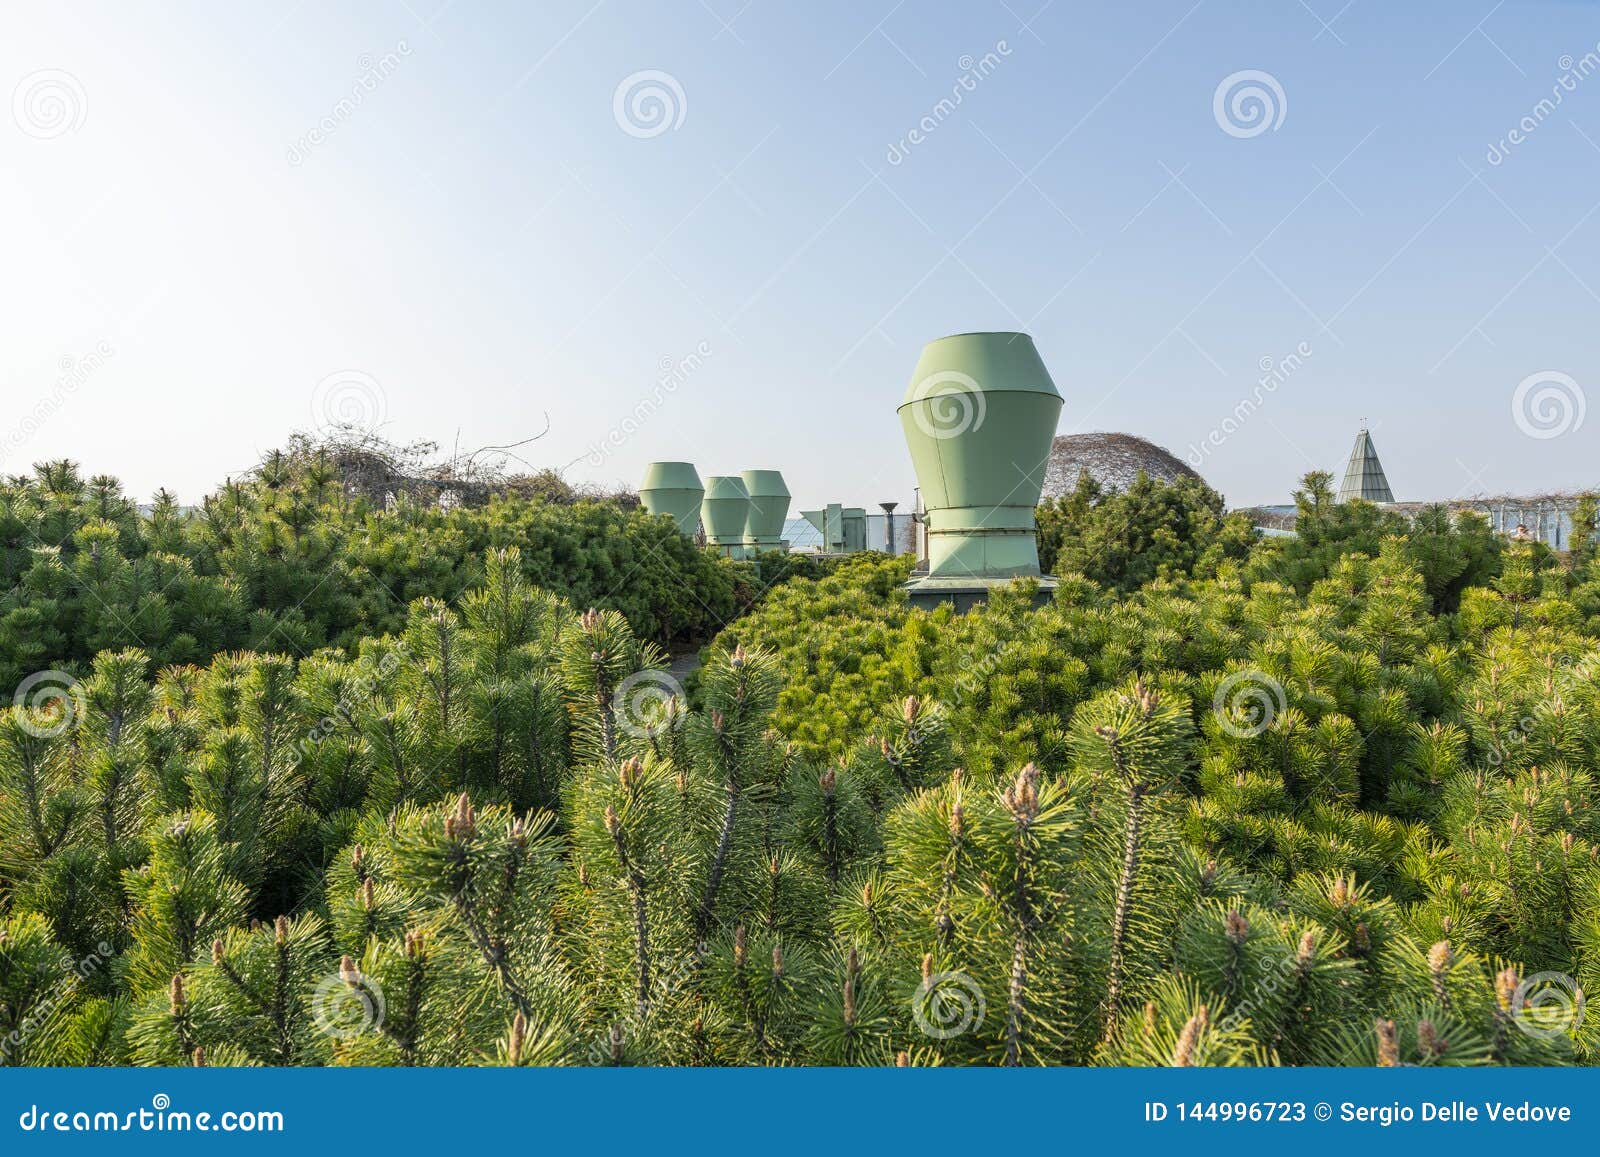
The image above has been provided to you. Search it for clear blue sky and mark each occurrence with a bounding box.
[4,0,1598,508]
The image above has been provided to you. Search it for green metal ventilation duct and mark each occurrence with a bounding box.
[701,475,752,558]
[801,504,867,554]
[740,469,791,554]
[898,331,1063,609]
[638,461,704,536]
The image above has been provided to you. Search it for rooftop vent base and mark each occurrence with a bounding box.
[903,575,1057,613]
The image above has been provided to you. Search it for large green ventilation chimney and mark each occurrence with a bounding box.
[740,469,791,554]
[898,331,1063,610]
[701,475,752,558]
[638,461,704,536]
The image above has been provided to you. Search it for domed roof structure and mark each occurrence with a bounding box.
[1040,432,1203,498]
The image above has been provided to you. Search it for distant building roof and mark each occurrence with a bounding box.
[784,516,822,550]
[1338,428,1394,503]
[1041,432,1203,498]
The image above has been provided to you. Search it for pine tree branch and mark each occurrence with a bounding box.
[606,806,652,1019]
[695,723,742,956]
[1102,736,1145,1042]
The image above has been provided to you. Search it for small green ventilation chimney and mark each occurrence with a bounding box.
[898,331,1063,610]
[701,475,752,558]
[638,461,704,535]
[740,469,791,554]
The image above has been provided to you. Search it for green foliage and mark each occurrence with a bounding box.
[702,510,1600,1064]
[2,457,1596,1067]
[1571,493,1598,578]
[0,458,753,696]
[1248,472,1503,611]
[1036,471,1254,593]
